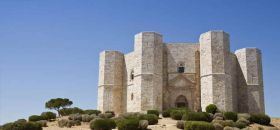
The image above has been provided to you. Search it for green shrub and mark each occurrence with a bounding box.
[116,118,140,130]
[139,120,148,130]
[176,121,185,129]
[236,118,250,126]
[250,113,271,125]
[206,104,218,114]
[237,113,250,120]
[223,112,237,121]
[84,109,101,115]
[138,114,158,125]
[182,112,211,122]
[222,120,235,127]
[90,118,116,130]
[82,114,94,122]
[171,110,185,120]
[184,121,215,130]
[212,123,223,130]
[162,111,170,117]
[147,110,159,117]
[235,122,247,129]
[58,119,81,128]
[36,120,47,127]
[105,111,115,117]
[99,113,114,119]
[1,122,42,130]
[59,107,84,116]
[14,119,27,124]
[29,115,44,122]
[40,112,56,121]
[68,113,82,121]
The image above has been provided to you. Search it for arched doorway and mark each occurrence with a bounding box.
[175,95,188,108]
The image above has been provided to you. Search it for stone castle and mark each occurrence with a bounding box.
[97,30,265,114]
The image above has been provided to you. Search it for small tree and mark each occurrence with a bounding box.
[45,98,73,116]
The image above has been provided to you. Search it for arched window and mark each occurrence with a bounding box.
[131,93,134,100]
[177,63,185,73]
[130,70,134,80]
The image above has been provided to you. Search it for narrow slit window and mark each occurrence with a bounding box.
[130,70,134,80]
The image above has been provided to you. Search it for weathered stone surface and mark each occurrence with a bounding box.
[97,30,265,114]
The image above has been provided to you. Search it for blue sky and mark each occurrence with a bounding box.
[0,0,279,124]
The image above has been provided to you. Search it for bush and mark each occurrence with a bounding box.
[58,119,81,128]
[99,113,114,119]
[1,122,42,130]
[211,119,235,127]
[139,120,148,130]
[139,114,158,125]
[117,118,140,130]
[105,111,115,117]
[84,109,101,115]
[59,107,84,116]
[147,110,159,117]
[68,113,82,121]
[171,110,185,120]
[182,112,211,122]
[90,118,116,130]
[58,119,68,128]
[36,120,48,127]
[236,118,250,126]
[250,113,271,125]
[14,119,27,124]
[212,123,223,130]
[223,112,237,121]
[237,113,250,120]
[235,122,247,129]
[184,121,215,130]
[162,111,170,117]
[206,104,218,114]
[176,121,185,129]
[29,115,44,122]
[40,112,56,121]
[82,114,94,122]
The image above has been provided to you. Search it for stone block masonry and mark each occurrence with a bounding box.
[97,30,265,114]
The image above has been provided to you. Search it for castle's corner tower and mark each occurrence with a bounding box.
[131,32,164,112]
[199,31,234,112]
[97,51,124,114]
[235,48,265,113]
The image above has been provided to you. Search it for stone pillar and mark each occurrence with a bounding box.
[235,48,265,113]
[199,31,234,112]
[134,32,164,111]
[97,51,124,114]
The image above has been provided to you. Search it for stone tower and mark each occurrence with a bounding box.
[235,48,265,113]
[132,32,164,112]
[200,31,234,112]
[97,51,124,114]
[97,30,265,114]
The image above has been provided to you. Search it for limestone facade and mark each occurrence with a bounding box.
[97,31,265,114]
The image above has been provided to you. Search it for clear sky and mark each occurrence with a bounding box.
[0,0,279,125]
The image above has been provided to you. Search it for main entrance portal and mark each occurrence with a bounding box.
[175,95,188,108]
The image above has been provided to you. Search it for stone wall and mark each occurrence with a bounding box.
[235,48,265,113]
[200,31,234,112]
[97,51,124,114]
[134,32,164,111]
[97,31,265,114]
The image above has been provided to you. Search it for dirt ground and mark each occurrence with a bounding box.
[43,117,280,130]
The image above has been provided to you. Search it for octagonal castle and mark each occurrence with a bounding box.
[97,30,265,114]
